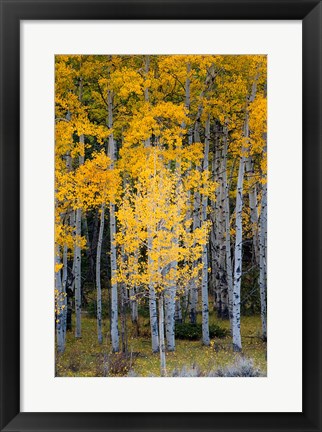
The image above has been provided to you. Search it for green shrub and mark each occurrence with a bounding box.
[138,305,150,318]
[209,324,228,339]
[175,323,227,340]
[87,300,109,319]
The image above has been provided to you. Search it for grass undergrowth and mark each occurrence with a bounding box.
[56,312,267,377]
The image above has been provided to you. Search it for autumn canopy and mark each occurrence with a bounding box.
[55,55,267,377]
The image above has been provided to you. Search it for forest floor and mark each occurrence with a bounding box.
[56,312,267,377]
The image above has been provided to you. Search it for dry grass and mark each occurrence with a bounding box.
[56,312,267,377]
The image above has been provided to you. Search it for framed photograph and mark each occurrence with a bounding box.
[1,0,321,431]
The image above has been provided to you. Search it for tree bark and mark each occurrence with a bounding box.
[96,203,105,344]
[201,115,210,346]
[158,293,167,377]
[259,161,267,340]
[165,284,176,351]
[232,149,245,352]
[108,89,120,353]
[144,58,160,353]
[189,189,200,324]
[222,130,234,327]
[246,156,259,265]
[130,250,139,334]
[232,74,259,351]
[83,215,95,281]
[74,139,84,339]
[149,293,159,353]
[55,249,65,353]
[62,244,68,344]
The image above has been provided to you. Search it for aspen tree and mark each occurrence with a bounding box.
[232,70,258,352]
[108,88,120,353]
[96,203,105,344]
[55,55,267,374]
[201,115,211,346]
[144,56,160,353]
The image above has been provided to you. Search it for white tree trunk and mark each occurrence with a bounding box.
[149,291,159,352]
[148,234,159,353]
[201,115,210,346]
[165,284,176,351]
[69,210,75,294]
[74,206,82,338]
[144,62,159,353]
[96,203,105,344]
[246,156,259,265]
[55,249,65,353]
[218,181,229,319]
[259,180,267,340]
[130,253,138,329]
[165,183,179,351]
[232,152,245,352]
[130,287,138,323]
[222,132,233,327]
[108,89,119,353]
[158,293,167,377]
[232,77,258,352]
[182,63,192,315]
[74,138,84,339]
[175,299,182,323]
[83,215,95,280]
[62,244,68,344]
[189,189,200,324]
[212,131,220,312]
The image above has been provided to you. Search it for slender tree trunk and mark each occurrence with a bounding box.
[55,249,65,353]
[83,215,95,281]
[218,181,229,319]
[232,151,245,352]
[217,131,230,320]
[159,293,167,377]
[108,89,119,353]
[175,299,182,323]
[165,284,176,351]
[144,58,159,352]
[222,130,234,328]
[62,244,68,344]
[121,283,128,353]
[212,128,221,314]
[189,189,200,324]
[149,289,159,352]
[147,164,159,353]
[181,63,193,317]
[92,209,100,264]
[201,115,210,346]
[232,76,258,351]
[259,176,267,340]
[216,180,227,318]
[246,156,259,265]
[74,212,82,337]
[96,203,105,344]
[130,286,139,335]
[129,287,138,322]
[74,79,85,339]
[165,162,180,351]
[130,250,139,334]
[74,139,84,338]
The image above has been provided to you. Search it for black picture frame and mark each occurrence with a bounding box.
[0,1,321,431]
